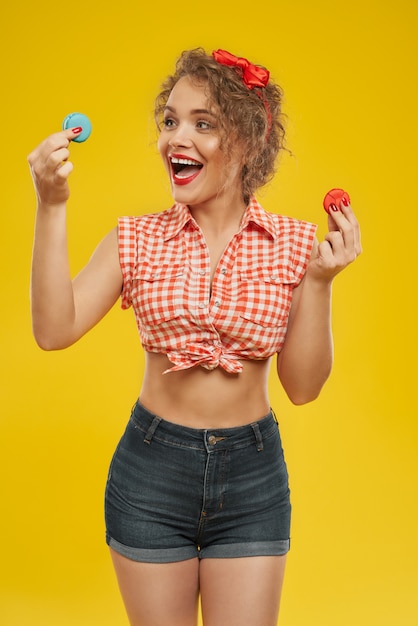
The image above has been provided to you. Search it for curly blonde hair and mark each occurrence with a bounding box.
[154,48,286,204]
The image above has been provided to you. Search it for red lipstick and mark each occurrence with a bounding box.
[169,153,203,186]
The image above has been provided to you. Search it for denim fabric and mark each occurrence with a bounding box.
[105,400,291,563]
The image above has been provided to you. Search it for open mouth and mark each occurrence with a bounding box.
[170,155,203,185]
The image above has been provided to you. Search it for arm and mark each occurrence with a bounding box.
[28,130,123,350]
[277,201,362,404]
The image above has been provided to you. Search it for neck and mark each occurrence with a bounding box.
[188,193,247,236]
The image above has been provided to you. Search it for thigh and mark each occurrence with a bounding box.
[199,555,287,626]
[110,549,200,626]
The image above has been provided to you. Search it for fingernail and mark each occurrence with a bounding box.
[341,196,349,207]
[330,203,340,212]
[72,127,83,134]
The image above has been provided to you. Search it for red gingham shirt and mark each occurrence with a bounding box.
[118,197,317,374]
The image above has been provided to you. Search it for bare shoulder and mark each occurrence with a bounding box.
[91,226,119,260]
[80,226,121,281]
[72,226,123,325]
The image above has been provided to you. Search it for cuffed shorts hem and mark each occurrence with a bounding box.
[107,536,198,563]
[199,539,290,559]
[107,535,290,564]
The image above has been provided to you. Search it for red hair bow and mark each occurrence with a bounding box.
[212,49,270,89]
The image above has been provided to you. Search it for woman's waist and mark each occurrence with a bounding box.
[139,353,272,428]
[129,399,279,450]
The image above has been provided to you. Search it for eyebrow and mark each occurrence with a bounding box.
[164,105,216,117]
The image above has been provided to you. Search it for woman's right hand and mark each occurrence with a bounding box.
[27,128,82,208]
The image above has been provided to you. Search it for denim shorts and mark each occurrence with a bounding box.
[105,400,291,563]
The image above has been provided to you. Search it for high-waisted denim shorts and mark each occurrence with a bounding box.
[105,400,291,563]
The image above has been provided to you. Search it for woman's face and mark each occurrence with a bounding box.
[158,76,243,209]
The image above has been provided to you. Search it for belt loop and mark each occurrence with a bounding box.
[251,422,264,452]
[144,416,161,445]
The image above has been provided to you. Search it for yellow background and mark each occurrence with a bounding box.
[1,0,417,624]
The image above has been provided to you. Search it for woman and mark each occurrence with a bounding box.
[28,48,361,626]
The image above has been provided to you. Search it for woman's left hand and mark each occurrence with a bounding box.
[307,199,362,282]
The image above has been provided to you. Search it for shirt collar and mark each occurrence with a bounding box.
[239,197,277,239]
[164,197,277,242]
[163,203,194,241]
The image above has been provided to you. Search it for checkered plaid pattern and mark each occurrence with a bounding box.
[118,197,317,374]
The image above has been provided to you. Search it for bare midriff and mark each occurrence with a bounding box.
[139,352,273,429]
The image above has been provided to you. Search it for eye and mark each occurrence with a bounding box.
[196,120,215,131]
[163,117,176,129]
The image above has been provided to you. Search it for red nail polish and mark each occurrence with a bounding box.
[330,203,340,212]
[341,196,349,207]
[72,127,83,134]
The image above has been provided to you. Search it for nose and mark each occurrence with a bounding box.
[168,123,193,149]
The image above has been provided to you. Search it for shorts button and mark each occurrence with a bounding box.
[208,435,217,445]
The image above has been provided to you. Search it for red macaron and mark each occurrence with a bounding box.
[323,188,350,213]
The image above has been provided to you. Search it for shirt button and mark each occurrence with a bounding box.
[199,270,206,276]
[199,303,205,309]
[221,268,227,275]
[270,274,277,281]
[214,300,221,307]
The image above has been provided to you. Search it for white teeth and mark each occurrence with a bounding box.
[170,157,201,166]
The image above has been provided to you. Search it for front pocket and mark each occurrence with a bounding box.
[131,263,184,325]
[238,265,296,327]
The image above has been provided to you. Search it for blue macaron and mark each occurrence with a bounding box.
[62,112,92,142]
